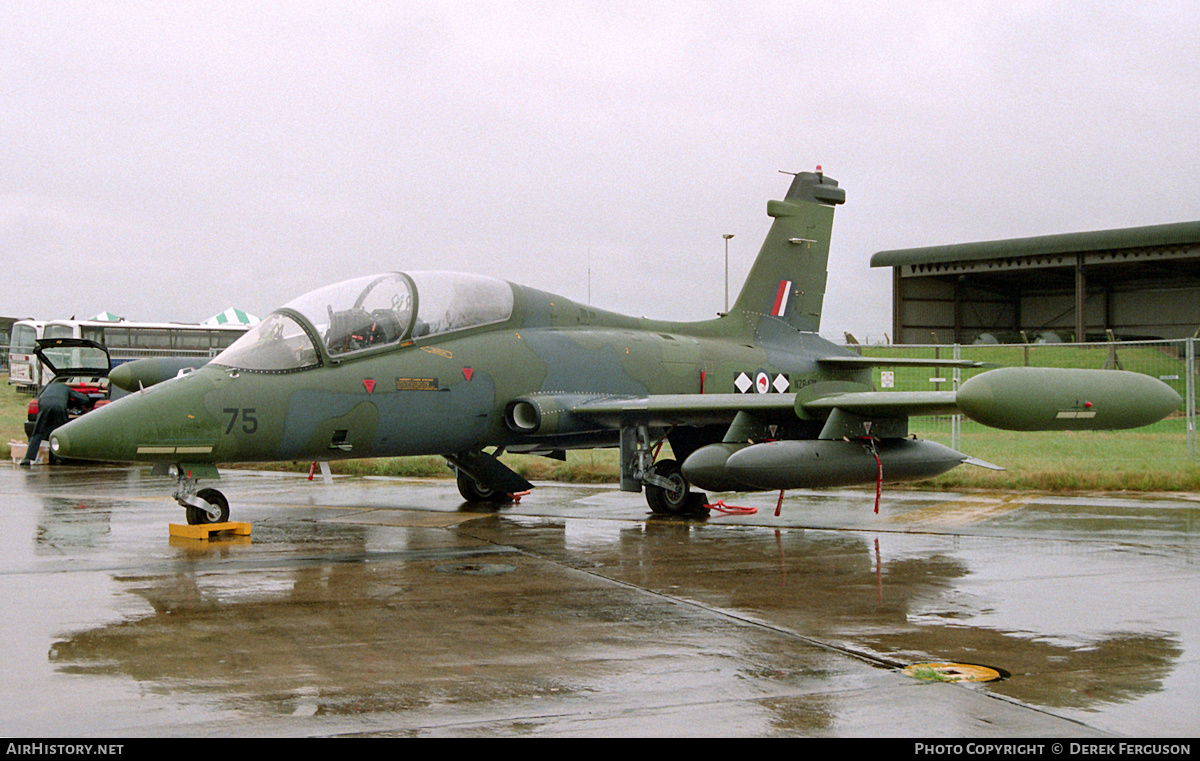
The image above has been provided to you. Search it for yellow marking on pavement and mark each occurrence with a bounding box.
[903,663,1003,683]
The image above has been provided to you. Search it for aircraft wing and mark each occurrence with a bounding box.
[570,393,797,428]
[817,356,987,369]
[563,366,1180,435]
[568,390,962,444]
[570,391,960,427]
[799,391,960,418]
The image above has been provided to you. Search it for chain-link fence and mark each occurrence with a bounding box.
[850,338,1197,460]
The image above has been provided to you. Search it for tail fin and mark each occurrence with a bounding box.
[730,170,845,334]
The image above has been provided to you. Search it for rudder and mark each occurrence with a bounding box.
[730,170,845,334]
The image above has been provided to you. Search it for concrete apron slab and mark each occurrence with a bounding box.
[4,464,1196,737]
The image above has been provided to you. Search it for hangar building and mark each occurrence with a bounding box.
[870,221,1200,344]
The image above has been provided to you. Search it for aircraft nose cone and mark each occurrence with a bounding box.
[49,405,131,462]
[49,367,230,464]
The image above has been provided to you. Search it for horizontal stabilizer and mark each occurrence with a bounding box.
[963,457,1006,471]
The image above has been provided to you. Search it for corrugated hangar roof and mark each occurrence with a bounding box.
[870,220,1200,268]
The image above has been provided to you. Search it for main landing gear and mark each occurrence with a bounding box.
[622,426,709,516]
[642,459,708,515]
[454,467,514,503]
[446,448,535,504]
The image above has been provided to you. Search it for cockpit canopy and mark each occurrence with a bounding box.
[213,271,514,372]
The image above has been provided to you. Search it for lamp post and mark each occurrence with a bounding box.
[723,234,735,312]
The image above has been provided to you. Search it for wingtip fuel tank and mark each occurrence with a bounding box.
[956,367,1182,431]
[109,356,210,392]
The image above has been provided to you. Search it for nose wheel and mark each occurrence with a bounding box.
[185,488,230,525]
[174,472,231,524]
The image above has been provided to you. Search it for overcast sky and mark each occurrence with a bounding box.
[3,1,1198,342]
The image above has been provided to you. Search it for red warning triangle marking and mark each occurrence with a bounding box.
[462,368,474,381]
[363,379,375,393]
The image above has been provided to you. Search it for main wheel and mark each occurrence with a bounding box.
[455,469,514,503]
[186,488,230,525]
[645,459,692,515]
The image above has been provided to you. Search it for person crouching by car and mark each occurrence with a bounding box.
[20,384,93,466]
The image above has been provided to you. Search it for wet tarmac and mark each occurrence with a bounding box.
[2,463,1198,737]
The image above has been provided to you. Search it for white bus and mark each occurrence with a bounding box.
[10,319,251,390]
[7,320,46,390]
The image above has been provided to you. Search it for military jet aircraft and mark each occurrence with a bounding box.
[50,169,1182,524]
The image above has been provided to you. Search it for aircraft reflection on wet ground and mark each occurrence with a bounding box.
[3,464,1198,737]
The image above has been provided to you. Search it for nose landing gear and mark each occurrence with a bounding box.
[173,471,231,525]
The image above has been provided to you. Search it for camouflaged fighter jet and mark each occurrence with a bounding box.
[50,170,1182,524]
